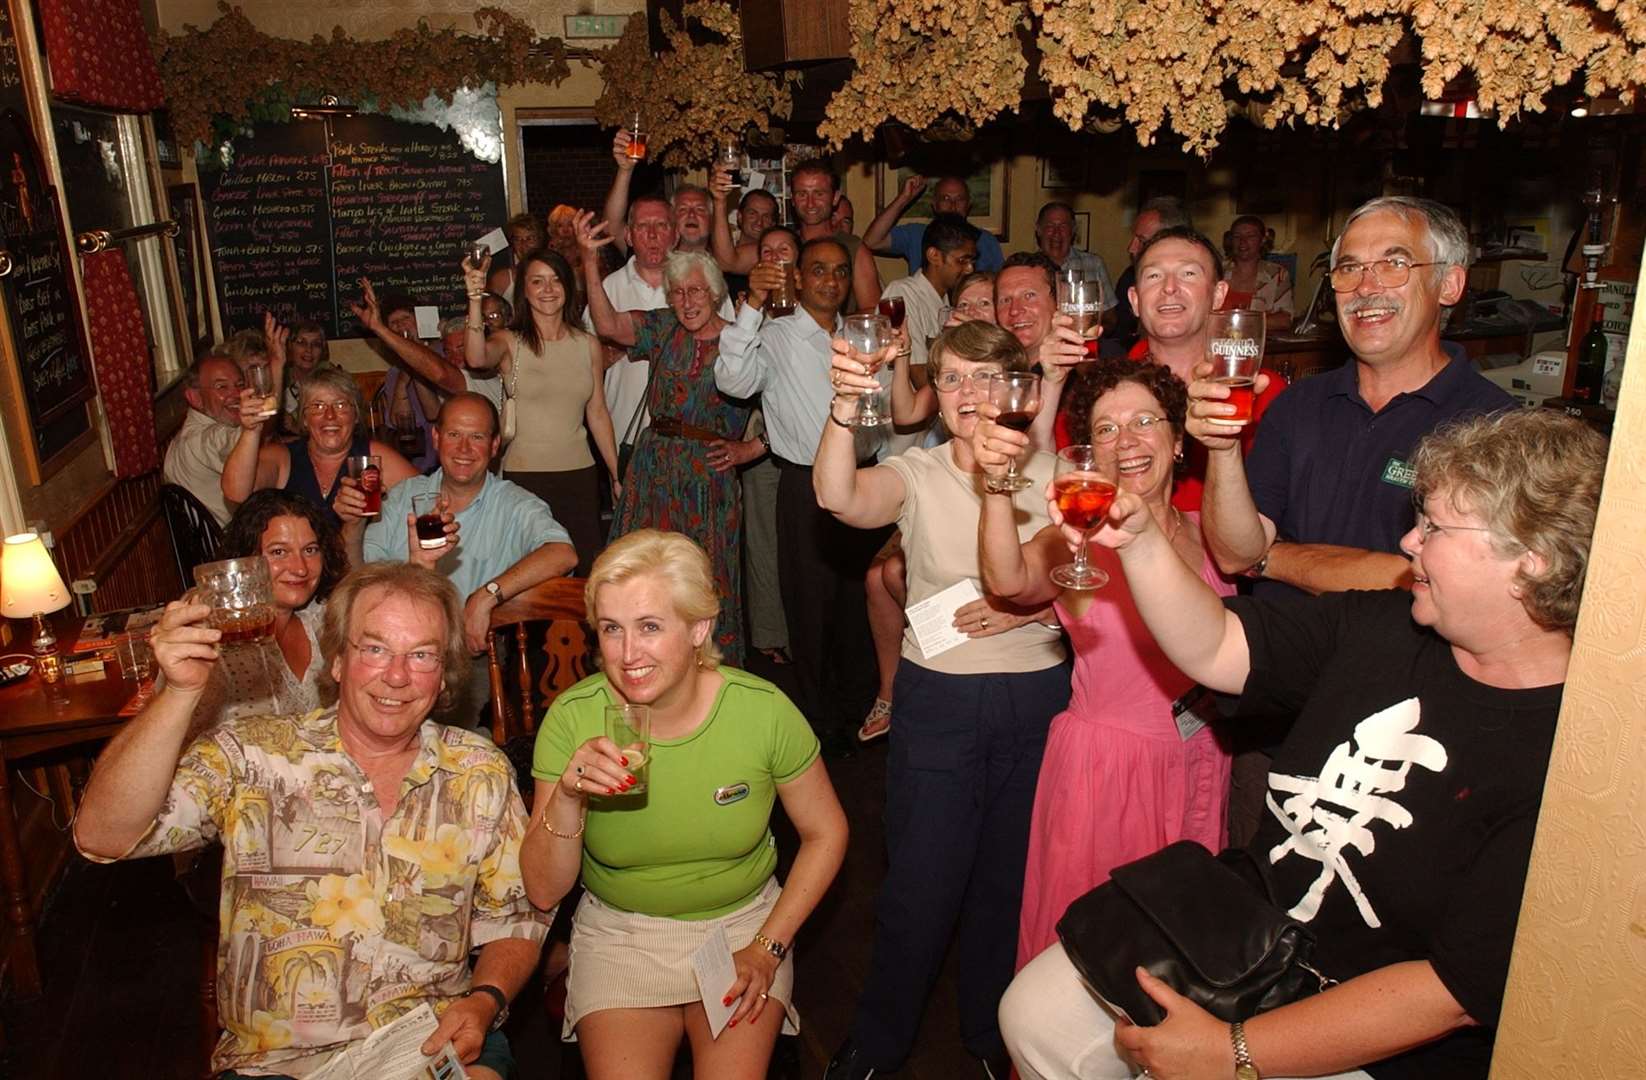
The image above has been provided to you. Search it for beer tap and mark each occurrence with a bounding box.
[1579,179,1608,291]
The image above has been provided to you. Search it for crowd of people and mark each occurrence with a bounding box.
[112,143,1607,1080]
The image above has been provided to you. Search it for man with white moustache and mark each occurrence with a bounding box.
[1186,196,1514,845]
[1189,196,1513,597]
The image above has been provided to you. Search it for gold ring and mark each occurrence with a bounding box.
[574,778,584,793]
[759,992,769,1000]
[981,618,990,628]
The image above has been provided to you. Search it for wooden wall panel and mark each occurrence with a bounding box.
[1493,267,1646,1076]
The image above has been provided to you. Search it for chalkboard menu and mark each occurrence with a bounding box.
[0,0,95,471]
[201,115,508,339]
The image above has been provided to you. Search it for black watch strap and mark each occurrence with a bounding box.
[465,983,509,1031]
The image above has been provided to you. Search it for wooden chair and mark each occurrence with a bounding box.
[485,577,595,747]
[159,483,226,588]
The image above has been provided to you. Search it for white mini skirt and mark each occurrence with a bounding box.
[562,877,800,1039]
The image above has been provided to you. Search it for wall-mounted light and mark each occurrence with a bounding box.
[1570,94,1590,118]
[291,94,358,121]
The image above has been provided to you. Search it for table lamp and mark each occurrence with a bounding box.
[1,532,71,683]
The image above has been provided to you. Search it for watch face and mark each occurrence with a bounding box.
[1235,1065,1260,1080]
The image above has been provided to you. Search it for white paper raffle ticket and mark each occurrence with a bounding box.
[691,924,739,1039]
[905,578,983,660]
[306,1001,469,1080]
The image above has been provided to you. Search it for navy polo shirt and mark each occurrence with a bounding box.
[1245,352,1516,570]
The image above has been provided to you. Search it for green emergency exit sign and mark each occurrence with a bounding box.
[563,14,629,39]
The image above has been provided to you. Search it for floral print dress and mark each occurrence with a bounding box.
[610,310,752,665]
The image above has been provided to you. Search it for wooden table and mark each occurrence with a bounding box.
[0,666,137,998]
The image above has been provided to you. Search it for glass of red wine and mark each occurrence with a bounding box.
[877,295,906,330]
[984,371,1042,494]
[1050,443,1119,590]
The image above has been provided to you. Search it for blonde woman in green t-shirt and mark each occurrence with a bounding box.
[522,530,848,1079]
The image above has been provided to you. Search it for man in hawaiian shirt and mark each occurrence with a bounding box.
[75,562,551,1078]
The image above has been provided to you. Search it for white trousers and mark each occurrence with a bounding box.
[1000,945,1375,1080]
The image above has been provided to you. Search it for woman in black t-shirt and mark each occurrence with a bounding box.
[999,409,1607,1080]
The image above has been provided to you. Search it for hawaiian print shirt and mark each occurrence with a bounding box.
[81,708,550,1076]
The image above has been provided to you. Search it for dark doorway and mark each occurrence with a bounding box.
[518,113,664,215]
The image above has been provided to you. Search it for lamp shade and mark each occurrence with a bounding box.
[1,533,71,618]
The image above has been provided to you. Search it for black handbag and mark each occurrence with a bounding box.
[1055,841,1335,1027]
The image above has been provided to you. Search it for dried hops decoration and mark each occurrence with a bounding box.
[156,2,1646,161]
[155,2,789,170]
[821,0,1646,154]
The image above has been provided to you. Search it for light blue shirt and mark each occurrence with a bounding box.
[363,469,572,599]
[888,223,1004,274]
[715,304,886,465]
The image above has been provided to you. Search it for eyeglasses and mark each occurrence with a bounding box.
[667,285,713,304]
[304,400,356,417]
[934,369,1002,392]
[1413,511,1493,543]
[348,639,443,673]
[1329,257,1441,292]
[1091,413,1169,443]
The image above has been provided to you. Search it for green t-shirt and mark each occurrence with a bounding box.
[531,667,820,919]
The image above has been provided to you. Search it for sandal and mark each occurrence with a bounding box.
[857,699,893,742]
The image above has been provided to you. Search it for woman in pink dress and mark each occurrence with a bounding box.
[975,357,1235,968]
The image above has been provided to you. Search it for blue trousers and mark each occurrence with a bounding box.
[848,658,1072,1069]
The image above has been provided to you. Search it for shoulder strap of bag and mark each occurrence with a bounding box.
[619,344,664,449]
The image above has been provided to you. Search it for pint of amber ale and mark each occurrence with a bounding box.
[1206,309,1266,425]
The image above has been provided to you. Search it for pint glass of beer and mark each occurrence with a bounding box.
[347,455,383,515]
[1206,309,1267,425]
[246,361,279,420]
[193,557,276,646]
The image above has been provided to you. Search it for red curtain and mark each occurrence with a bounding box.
[81,249,159,477]
[39,0,165,111]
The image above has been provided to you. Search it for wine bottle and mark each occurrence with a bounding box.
[1573,303,1609,404]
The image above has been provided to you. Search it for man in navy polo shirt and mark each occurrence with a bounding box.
[1189,195,1514,597]
[1186,195,1513,845]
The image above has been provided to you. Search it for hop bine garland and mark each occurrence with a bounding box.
[155,2,1646,163]
[820,0,1646,154]
[593,2,797,167]
[154,3,584,157]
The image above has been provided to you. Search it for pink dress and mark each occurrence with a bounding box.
[1016,524,1236,968]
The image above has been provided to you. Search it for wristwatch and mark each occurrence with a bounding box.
[1230,1020,1261,1080]
[752,932,788,960]
[465,983,510,1031]
[1245,540,1280,580]
[483,580,503,602]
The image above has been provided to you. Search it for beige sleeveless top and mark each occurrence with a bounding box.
[502,329,596,472]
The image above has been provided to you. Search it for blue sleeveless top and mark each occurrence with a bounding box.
[284,430,372,528]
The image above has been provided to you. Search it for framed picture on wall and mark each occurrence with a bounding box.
[167,182,211,353]
[1073,211,1091,251]
[1040,154,1085,190]
[874,157,1009,239]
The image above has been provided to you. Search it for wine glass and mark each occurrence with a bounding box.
[1050,443,1119,590]
[1059,277,1105,359]
[877,295,906,330]
[983,371,1041,494]
[842,313,892,427]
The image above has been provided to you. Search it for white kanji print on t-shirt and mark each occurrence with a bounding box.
[1264,697,1449,928]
